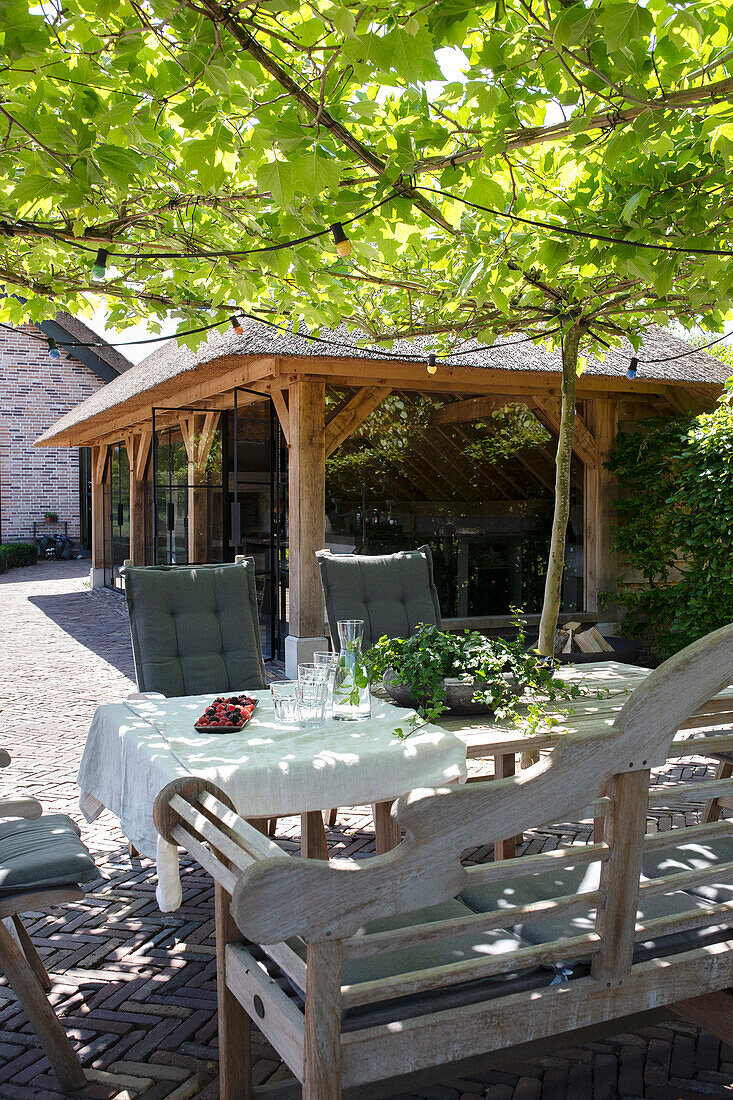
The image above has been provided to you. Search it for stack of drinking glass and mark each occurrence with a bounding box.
[270,619,372,726]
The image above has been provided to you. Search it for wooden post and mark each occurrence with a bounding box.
[591,768,649,984]
[180,412,220,564]
[125,432,151,566]
[303,939,342,1099]
[215,883,253,1100]
[584,397,619,615]
[90,444,107,586]
[285,381,327,676]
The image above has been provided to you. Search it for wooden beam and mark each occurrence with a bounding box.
[325,386,391,458]
[432,395,529,425]
[124,434,148,566]
[134,430,152,482]
[271,389,291,446]
[532,397,597,468]
[584,397,619,614]
[288,381,326,637]
[90,444,107,573]
[93,444,108,485]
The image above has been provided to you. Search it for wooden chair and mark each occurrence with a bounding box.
[0,749,99,1091]
[316,544,441,649]
[155,622,733,1099]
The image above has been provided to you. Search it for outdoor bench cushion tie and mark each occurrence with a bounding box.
[0,814,98,897]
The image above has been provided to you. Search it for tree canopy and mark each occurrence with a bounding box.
[1,0,732,357]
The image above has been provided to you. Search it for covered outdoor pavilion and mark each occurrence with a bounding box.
[37,319,728,673]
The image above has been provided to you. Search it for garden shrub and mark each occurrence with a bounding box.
[608,390,733,658]
[0,542,38,572]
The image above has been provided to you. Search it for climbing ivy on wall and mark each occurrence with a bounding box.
[608,391,733,658]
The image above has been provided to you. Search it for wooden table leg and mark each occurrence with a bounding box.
[493,752,516,860]
[215,883,252,1100]
[302,811,329,860]
[373,800,401,854]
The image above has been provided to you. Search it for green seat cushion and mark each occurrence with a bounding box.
[642,835,733,904]
[123,561,267,697]
[316,546,442,648]
[461,859,717,959]
[289,897,528,986]
[0,814,98,898]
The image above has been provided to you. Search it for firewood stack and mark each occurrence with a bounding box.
[554,621,614,656]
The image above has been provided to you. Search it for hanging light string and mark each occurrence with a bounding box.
[418,185,733,259]
[5,178,733,267]
[0,191,399,263]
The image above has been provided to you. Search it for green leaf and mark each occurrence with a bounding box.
[93,144,145,187]
[291,150,341,197]
[385,26,441,83]
[256,159,296,206]
[598,3,654,52]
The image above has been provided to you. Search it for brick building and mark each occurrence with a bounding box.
[0,314,131,547]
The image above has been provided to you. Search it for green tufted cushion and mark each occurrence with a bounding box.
[316,546,442,649]
[0,815,98,898]
[122,561,267,698]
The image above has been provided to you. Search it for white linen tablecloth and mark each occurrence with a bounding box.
[78,689,467,911]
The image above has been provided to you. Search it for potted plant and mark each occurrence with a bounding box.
[44,512,59,523]
[367,619,586,726]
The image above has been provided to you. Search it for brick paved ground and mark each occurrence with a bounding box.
[1,558,732,1099]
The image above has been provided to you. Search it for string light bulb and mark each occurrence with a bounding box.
[427,354,438,375]
[91,248,109,280]
[331,223,352,258]
[626,356,638,380]
[47,337,61,360]
[230,316,244,335]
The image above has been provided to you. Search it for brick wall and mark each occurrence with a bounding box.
[0,324,105,543]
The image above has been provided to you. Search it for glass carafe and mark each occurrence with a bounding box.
[332,619,371,721]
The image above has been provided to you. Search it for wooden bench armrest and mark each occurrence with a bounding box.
[0,796,42,819]
[153,778,288,895]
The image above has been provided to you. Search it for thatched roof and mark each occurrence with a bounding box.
[37,318,729,445]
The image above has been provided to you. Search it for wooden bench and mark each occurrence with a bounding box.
[154,623,733,1099]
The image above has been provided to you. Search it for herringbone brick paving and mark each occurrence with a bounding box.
[1,559,732,1099]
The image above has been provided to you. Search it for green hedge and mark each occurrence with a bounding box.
[0,542,38,573]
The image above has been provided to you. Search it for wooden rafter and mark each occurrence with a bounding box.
[432,395,531,425]
[325,386,391,458]
[531,397,597,468]
[92,444,108,485]
[179,411,221,468]
[270,388,291,446]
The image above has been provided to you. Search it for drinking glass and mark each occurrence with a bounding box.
[270,680,300,725]
[313,650,338,715]
[297,662,329,727]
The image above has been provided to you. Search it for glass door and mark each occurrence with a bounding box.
[230,392,286,660]
[152,409,226,566]
[103,443,130,590]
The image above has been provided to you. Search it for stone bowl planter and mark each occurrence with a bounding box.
[382,669,522,716]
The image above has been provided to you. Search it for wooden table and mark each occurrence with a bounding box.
[439,661,651,859]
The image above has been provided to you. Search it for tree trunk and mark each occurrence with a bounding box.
[537,325,582,656]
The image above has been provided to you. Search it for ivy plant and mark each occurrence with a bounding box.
[608,388,733,658]
[366,619,588,729]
